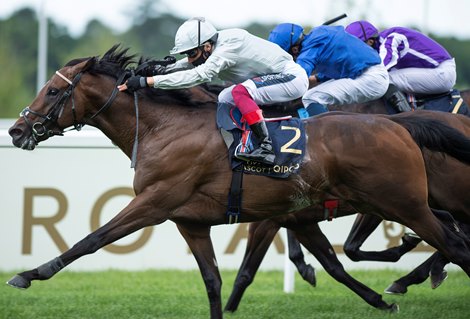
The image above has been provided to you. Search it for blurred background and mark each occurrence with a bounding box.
[1,0,470,118]
[1,0,465,275]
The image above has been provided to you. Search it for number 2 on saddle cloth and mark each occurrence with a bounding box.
[216,103,306,179]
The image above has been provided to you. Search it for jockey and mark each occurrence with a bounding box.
[345,20,457,112]
[118,17,308,166]
[268,23,389,118]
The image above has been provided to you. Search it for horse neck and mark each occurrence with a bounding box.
[88,93,217,159]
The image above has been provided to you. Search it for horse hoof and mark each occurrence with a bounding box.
[403,232,422,246]
[431,270,448,289]
[302,264,316,287]
[384,282,407,295]
[389,303,400,313]
[6,275,31,289]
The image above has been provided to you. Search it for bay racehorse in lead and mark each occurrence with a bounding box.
[225,111,470,312]
[224,92,470,310]
[6,45,470,318]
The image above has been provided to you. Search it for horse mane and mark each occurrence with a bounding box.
[133,53,221,108]
[66,44,223,108]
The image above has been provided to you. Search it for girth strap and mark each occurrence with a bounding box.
[226,164,244,224]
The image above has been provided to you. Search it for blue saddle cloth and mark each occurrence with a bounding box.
[217,103,306,179]
[385,89,469,115]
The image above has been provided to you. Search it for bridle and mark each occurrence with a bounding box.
[19,57,171,168]
[19,68,127,143]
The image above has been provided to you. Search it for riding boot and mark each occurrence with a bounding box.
[384,84,412,112]
[237,121,276,165]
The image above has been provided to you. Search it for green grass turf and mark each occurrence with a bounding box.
[1,269,468,318]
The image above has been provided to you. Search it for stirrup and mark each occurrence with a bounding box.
[236,146,275,165]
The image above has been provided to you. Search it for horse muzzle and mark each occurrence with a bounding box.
[9,125,38,150]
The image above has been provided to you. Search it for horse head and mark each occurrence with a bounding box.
[9,45,134,150]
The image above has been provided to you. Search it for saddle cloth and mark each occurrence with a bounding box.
[217,103,306,179]
[384,89,469,115]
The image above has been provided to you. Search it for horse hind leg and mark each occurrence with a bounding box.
[295,223,398,312]
[405,208,470,278]
[384,252,442,295]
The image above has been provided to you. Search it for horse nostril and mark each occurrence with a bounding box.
[8,127,23,138]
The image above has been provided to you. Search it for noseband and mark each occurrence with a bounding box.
[20,69,126,143]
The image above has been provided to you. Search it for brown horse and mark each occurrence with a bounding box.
[6,45,470,318]
[225,102,470,312]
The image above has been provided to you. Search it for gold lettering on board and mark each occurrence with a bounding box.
[22,188,68,254]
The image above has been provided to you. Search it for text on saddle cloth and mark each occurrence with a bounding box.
[216,103,306,179]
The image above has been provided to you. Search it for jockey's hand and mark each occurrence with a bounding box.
[118,76,148,92]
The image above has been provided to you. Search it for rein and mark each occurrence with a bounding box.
[130,69,139,169]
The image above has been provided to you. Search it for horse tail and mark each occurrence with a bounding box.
[390,114,470,165]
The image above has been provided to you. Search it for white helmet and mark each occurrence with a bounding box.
[170,17,218,55]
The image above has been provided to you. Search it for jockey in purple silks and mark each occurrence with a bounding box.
[345,20,457,112]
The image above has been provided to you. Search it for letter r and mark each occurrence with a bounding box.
[23,188,68,254]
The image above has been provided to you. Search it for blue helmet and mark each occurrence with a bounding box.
[268,23,304,52]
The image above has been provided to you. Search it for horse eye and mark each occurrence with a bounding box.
[47,88,60,96]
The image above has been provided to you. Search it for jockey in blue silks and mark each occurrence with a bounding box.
[346,20,457,112]
[268,23,389,117]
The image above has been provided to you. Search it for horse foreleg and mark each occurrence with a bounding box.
[7,192,166,289]
[344,213,420,262]
[343,214,381,261]
[426,222,470,289]
[404,210,470,277]
[295,223,398,312]
[286,229,316,286]
[176,223,222,319]
[224,220,281,313]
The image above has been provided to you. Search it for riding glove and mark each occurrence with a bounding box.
[126,76,148,92]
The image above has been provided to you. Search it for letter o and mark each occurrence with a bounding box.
[90,187,153,254]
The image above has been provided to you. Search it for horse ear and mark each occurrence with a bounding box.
[83,57,98,72]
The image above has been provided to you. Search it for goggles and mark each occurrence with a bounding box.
[183,47,199,59]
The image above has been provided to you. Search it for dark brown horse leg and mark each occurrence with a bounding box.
[403,211,470,277]
[429,253,450,289]
[7,192,166,289]
[286,229,316,286]
[224,220,281,313]
[344,214,421,262]
[428,222,470,289]
[293,223,398,312]
[384,252,446,295]
[176,223,222,319]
